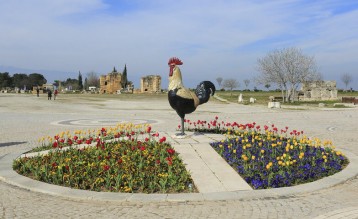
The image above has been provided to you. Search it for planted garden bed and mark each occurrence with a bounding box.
[183,117,349,189]
[13,124,195,193]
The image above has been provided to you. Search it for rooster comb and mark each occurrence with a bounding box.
[168,57,183,65]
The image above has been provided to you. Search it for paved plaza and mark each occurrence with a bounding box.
[0,93,357,218]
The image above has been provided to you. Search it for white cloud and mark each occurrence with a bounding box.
[0,0,357,89]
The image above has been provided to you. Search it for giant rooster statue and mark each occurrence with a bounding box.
[168,57,216,136]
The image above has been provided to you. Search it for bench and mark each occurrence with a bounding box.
[269,96,284,102]
[342,97,358,105]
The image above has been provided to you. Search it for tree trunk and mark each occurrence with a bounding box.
[281,89,285,102]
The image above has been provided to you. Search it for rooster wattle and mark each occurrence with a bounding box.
[168,57,216,135]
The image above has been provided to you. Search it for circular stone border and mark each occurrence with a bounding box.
[51,118,158,127]
[1,148,357,202]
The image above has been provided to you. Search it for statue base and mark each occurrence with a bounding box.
[171,132,195,139]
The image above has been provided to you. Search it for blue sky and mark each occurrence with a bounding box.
[0,0,357,89]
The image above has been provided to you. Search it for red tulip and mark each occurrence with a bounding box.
[167,148,175,155]
[159,136,166,143]
[166,157,173,165]
[103,165,110,171]
[146,126,152,133]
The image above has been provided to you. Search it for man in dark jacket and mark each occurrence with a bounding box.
[47,89,52,100]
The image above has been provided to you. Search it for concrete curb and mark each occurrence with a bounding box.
[1,143,357,203]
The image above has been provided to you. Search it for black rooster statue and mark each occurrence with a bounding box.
[168,57,216,136]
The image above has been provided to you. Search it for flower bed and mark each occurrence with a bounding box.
[182,117,349,189]
[13,124,195,193]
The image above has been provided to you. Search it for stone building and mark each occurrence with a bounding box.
[99,66,130,94]
[140,75,161,93]
[299,81,338,101]
[32,84,54,94]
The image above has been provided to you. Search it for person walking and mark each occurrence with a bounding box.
[36,87,40,97]
[54,90,58,100]
[47,89,52,100]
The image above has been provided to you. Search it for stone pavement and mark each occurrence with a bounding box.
[0,93,357,218]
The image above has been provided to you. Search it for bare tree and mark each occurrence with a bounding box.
[256,47,320,102]
[341,73,352,90]
[243,79,250,89]
[86,71,100,88]
[222,79,239,96]
[216,77,223,89]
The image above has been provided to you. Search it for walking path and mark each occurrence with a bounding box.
[0,93,357,218]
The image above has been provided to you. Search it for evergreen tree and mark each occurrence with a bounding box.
[78,71,83,90]
[121,64,128,88]
[12,73,29,89]
[84,78,88,90]
[0,72,13,89]
[28,73,47,86]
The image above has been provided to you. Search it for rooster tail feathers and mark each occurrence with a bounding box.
[195,81,216,105]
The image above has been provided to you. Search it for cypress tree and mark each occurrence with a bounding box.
[121,64,128,88]
[78,71,83,90]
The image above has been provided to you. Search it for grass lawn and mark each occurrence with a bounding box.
[26,89,357,107]
[215,90,358,107]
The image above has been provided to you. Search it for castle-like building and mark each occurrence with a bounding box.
[140,75,161,93]
[99,65,130,94]
[99,65,162,94]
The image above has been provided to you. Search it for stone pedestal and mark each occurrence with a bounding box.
[268,102,281,108]
[238,93,243,103]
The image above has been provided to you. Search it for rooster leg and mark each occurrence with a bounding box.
[176,117,185,136]
[181,117,185,135]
